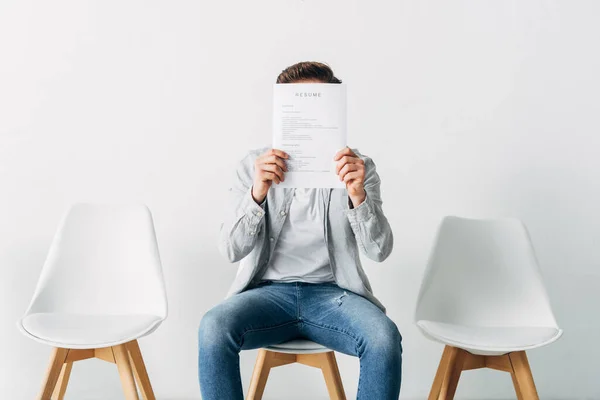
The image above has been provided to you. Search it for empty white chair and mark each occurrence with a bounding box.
[247,340,346,400]
[18,203,167,400]
[415,216,562,400]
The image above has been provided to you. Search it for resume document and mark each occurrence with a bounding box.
[272,83,347,188]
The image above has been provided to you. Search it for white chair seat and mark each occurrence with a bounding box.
[417,320,562,356]
[265,339,331,354]
[19,313,163,349]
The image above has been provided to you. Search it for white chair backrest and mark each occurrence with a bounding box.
[25,203,167,318]
[415,216,558,328]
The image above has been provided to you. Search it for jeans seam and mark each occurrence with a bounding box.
[357,360,364,399]
[301,320,366,398]
[301,320,361,354]
[238,320,299,349]
[296,282,301,320]
[235,354,243,397]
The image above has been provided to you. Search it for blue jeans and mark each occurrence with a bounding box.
[198,281,402,399]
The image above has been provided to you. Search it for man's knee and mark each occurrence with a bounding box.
[198,305,236,350]
[366,318,403,358]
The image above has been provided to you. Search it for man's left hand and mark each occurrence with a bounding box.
[334,147,366,208]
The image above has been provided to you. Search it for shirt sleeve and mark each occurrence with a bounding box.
[217,153,268,262]
[344,154,394,262]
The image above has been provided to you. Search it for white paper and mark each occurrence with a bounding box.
[272,83,347,188]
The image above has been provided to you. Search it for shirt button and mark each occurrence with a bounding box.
[249,231,256,235]
[270,237,274,241]
[280,210,286,216]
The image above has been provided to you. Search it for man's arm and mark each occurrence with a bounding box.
[336,148,394,262]
[217,152,267,263]
[217,148,287,263]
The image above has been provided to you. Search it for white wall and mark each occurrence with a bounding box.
[1,0,599,399]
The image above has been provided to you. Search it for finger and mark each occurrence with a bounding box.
[337,155,365,174]
[263,155,288,171]
[269,148,289,159]
[340,164,364,182]
[261,164,285,182]
[333,146,354,161]
[343,171,363,184]
[256,156,286,173]
[335,155,350,174]
[336,155,361,174]
[262,163,285,181]
[338,163,358,180]
[262,171,281,184]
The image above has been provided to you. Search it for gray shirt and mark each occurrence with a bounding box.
[218,147,394,312]
[259,188,335,283]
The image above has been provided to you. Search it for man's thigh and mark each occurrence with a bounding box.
[299,284,401,357]
[200,282,301,350]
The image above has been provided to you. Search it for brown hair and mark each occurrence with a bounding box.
[276,61,342,84]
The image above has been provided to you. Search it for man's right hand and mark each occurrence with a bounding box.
[252,149,289,204]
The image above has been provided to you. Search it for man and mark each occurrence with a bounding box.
[199,61,402,399]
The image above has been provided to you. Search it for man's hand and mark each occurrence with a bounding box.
[252,149,289,204]
[334,147,366,208]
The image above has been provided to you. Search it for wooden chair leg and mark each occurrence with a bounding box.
[318,352,347,400]
[126,340,156,400]
[51,361,73,400]
[509,351,539,400]
[37,348,69,400]
[113,344,140,400]
[247,349,275,400]
[428,346,453,400]
[438,346,466,400]
[427,347,539,400]
[510,370,525,400]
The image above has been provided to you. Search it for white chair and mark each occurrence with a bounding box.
[415,216,562,400]
[18,203,167,400]
[247,340,346,400]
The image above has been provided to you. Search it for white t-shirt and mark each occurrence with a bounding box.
[260,188,335,283]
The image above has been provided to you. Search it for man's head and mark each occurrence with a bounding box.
[276,61,342,84]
